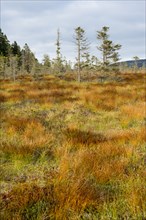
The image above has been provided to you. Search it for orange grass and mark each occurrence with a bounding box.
[0,72,145,219]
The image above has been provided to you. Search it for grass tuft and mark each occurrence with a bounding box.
[0,72,145,219]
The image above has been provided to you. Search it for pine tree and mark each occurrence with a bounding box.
[9,55,18,81]
[56,29,61,61]
[43,54,51,68]
[11,41,21,56]
[97,26,121,71]
[74,27,89,82]
[42,54,51,74]
[21,43,36,74]
[133,56,139,73]
[10,41,22,73]
[54,28,64,74]
[0,29,10,56]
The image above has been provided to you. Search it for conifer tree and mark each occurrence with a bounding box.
[21,43,36,73]
[11,41,22,72]
[74,27,89,82]
[11,41,21,56]
[42,54,51,74]
[0,29,10,56]
[97,26,121,71]
[54,28,64,74]
[43,54,51,68]
[133,56,139,73]
[9,55,18,81]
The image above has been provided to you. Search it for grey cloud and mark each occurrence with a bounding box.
[1,0,145,62]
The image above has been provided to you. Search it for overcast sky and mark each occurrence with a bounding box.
[1,0,145,63]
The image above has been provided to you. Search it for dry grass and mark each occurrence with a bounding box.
[0,73,146,219]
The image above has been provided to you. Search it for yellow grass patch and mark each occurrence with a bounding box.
[121,102,145,119]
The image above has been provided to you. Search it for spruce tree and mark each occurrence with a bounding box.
[74,27,89,82]
[0,29,10,56]
[11,41,22,72]
[42,54,51,74]
[133,56,139,73]
[11,41,21,56]
[21,43,36,73]
[54,28,64,74]
[97,26,121,71]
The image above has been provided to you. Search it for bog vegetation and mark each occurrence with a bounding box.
[0,28,146,219]
[0,71,146,219]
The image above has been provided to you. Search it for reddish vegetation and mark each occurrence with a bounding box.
[0,73,145,219]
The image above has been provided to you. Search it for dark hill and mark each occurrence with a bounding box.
[118,59,146,68]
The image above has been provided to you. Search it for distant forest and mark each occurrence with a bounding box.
[0,28,145,82]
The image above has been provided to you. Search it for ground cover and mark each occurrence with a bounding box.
[0,73,146,219]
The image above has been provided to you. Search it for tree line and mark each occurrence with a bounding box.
[0,26,122,82]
